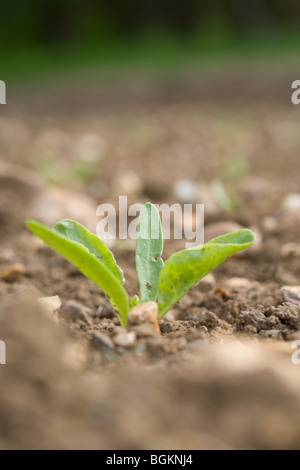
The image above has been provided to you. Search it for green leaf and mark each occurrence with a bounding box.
[26,219,130,327]
[53,219,124,284]
[130,295,140,308]
[136,202,164,302]
[157,229,255,318]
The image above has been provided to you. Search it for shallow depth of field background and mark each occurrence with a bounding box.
[0,0,300,450]
[1,0,300,81]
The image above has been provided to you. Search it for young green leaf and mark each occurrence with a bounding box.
[26,219,130,327]
[130,295,140,309]
[136,202,164,302]
[53,219,124,284]
[157,229,255,318]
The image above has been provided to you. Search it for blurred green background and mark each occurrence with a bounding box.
[1,0,300,82]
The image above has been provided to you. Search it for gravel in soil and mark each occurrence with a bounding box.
[1,75,300,448]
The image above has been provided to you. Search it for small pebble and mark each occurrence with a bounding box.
[163,310,176,322]
[113,326,127,336]
[30,188,98,231]
[179,296,193,309]
[260,329,283,340]
[198,273,216,292]
[90,331,114,352]
[0,264,25,282]
[113,331,136,348]
[225,277,253,289]
[261,216,278,233]
[37,295,62,324]
[0,248,16,263]
[113,170,142,195]
[173,178,199,203]
[282,193,300,213]
[281,286,300,306]
[131,323,159,338]
[96,305,115,319]
[128,301,160,333]
[63,300,93,323]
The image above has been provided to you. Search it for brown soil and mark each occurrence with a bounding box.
[1,70,300,449]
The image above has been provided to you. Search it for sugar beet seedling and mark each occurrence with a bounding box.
[26,203,255,328]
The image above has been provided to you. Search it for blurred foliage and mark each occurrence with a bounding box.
[1,0,300,80]
[2,0,300,46]
[34,155,99,188]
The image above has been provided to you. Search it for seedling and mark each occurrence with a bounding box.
[26,203,255,328]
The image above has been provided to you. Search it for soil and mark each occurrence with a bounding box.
[0,70,300,449]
